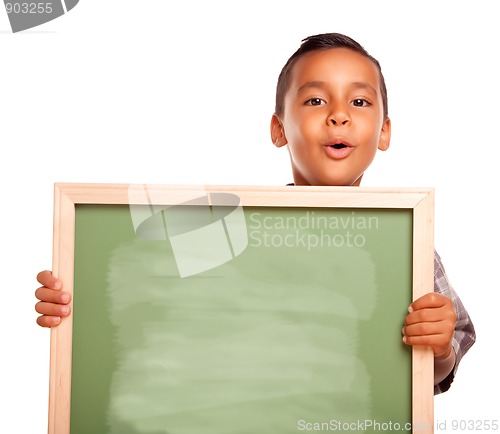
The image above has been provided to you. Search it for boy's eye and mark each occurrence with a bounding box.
[305,98,325,106]
[352,99,370,107]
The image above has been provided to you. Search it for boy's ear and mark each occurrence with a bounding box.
[270,114,287,148]
[377,117,391,151]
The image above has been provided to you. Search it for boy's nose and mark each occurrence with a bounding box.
[328,110,350,126]
[330,118,350,126]
[330,116,349,125]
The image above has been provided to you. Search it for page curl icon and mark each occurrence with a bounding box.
[128,185,248,278]
[4,0,78,33]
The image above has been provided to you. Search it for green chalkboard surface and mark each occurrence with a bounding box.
[70,202,413,434]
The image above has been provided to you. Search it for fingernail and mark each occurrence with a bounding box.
[61,293,70,303]
[61,306,70,315]
[408,305,413,313]
[54,281,62,290]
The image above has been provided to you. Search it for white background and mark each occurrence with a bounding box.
[1,1,497,432]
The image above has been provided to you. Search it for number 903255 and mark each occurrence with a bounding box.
[450,419,498,430]
[5,2,53,14]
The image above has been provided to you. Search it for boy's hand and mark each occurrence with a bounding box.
[402,293,456,358]
[35,270,71,328]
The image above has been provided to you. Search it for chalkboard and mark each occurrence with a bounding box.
[49,184,434,434]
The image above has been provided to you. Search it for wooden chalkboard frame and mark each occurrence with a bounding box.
[49,183,435,434]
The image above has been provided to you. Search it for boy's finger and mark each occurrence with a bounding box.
[402,333,449,351]
[36,270,62,290]
[404,307,446,326]
[35,286,71,304]
[409,292,450,312]
[35,301,71,317]
[36,315,62,328]
[405,303,456,328]
[403,321,447,338]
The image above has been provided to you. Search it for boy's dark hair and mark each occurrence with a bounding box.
[274,33,388,120]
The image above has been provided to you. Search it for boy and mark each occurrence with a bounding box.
[35,33,475,394]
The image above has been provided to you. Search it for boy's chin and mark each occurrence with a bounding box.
[296,175,363,187]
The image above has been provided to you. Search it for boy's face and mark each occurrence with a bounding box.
[271,48,391,186]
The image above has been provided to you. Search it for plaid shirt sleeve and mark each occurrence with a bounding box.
[433,250,476,394]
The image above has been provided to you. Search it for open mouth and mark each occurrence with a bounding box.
[324,143,353,159]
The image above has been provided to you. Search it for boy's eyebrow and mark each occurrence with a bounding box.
[297,81,328,93]
[350,81,378,94]
[297,80,378,94]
